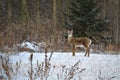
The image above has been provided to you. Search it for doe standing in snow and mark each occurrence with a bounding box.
[67,30,92,57]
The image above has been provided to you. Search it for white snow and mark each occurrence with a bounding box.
[0,52,119,80]
[20,40,46,52]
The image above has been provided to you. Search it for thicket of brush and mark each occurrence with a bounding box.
[0,0,119,53]
[0,19,68,53]
[0,22,119,54]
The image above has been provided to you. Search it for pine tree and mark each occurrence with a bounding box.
[64,0,109,43]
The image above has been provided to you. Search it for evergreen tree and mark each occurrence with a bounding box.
[64,0,109,43]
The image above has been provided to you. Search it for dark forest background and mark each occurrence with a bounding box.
[0,0,120,52]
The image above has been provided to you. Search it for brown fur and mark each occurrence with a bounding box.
[67,30,92,57]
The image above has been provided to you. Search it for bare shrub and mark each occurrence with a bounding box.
[27,51,54,80]
[1,55,12,80]
[96,70,116,80]
[0,54,22,80]
[57,60,86,80]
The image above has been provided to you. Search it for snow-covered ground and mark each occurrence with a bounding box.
[0,52,120,80]
[0,41,120,80]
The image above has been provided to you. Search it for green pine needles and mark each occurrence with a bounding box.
[64,0,110,43]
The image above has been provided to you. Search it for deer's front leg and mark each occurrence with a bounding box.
[72,45,76,56]
[85,47,88,57]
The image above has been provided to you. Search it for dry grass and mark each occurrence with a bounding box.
[0,51,86,80]
[91,43,120,54]
[1,55,12,80]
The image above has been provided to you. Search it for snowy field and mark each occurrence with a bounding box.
[0,52,120,80]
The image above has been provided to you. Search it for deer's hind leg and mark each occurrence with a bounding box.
[87,47,90,57]
[85,47,90,57]
[84,46,88,57]
[85,48,88,57]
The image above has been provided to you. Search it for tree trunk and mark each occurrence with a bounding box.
[113,0,119,48]
[36,0,40,24]
[53,0,57,28]
[58,0,64,26]
[103,0,106,18]
[118,0,120,47]
[0,0,1,23]
[7,0,12,24]
[52,0,57,50]
[21,0,29,25]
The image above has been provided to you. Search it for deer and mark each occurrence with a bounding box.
[67,30,92,57]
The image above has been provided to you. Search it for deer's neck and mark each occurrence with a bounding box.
[68,35,73,42]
